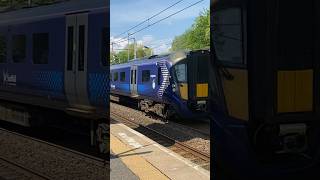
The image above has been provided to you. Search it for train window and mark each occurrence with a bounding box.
[114,72,118,81]
[67,26,74,71]
[174,63,187,83]
[142,70,150,83]
[0,35,6,63]
[134,70,137,84]
[33,33,49,64]
[78,25,85,71]
[158,67,161,85]
[213,7,243,64]
[120,72,125,82]
[12,35,26,63]
[101,27,108,66]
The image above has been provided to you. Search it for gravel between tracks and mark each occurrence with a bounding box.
[111,102,210,155]
[0,129,109,180]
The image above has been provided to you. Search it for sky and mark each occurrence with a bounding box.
[110,0,210,54]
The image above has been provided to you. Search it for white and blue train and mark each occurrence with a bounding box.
[110,50,210,120]
[0,0,108,131]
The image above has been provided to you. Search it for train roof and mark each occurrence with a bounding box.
[110,51,191,70]
[0,0,107,25]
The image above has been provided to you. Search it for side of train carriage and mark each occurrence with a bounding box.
[110,50,210,120]
[211,0,320,178]
[0,0,109,128]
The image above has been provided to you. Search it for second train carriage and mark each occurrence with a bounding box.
[110,50,210,120]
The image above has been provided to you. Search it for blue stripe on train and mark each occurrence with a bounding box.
[113,83,130,93]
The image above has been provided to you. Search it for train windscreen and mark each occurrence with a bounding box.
[213,3,244,65]
[174,62,187,83]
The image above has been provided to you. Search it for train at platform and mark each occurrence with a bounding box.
[211,0,320,178]
[110,50,210,120]
[0,0,109,150]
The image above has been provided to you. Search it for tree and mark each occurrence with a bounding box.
[171,9,210,51]
[110,43,153,65]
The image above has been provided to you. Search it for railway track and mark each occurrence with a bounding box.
[0,156,51,180]
[110,101,210,138]
[169,120,210,138]
[0,127,109,179]
[111,111,210,170]
[0,127,108,166]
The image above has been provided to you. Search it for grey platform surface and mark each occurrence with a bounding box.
[110,151,139,180]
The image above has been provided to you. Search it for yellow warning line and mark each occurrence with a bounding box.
[110,134,170,180]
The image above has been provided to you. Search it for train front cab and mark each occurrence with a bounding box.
[169,50,210,119]
[212,0,320,178]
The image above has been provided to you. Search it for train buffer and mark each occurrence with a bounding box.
[110,121,210,180]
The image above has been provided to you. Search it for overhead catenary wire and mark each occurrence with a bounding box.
[148,41,173,50]
[111,39,173,52]
[112,0,184,39]
[111,0,205,45]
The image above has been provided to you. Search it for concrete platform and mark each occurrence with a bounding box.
[110,151,139,180]
[110,122,210,180]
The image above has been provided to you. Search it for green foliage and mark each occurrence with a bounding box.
[110,43,153,65]
[171,9,210,51]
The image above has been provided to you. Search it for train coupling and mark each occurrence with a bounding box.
[188,100,207,111]
[276,123,307,154]
[196,100,207,111]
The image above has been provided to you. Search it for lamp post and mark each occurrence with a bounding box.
[133,38,136,59]
[127,33,130,61]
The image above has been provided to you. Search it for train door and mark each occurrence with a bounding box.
[65,13,90,107]
[130,66,138,97]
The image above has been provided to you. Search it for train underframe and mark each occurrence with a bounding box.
[111,94,176,120]
[111,94,209,122]
[138,99,174,119]
[0,100,109,154]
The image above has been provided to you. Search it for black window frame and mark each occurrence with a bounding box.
[173,62,188,83]
[142,70,150,83]
[113,72,118,81]
[12,34,26,63]
[101,27,108,67]
[33,33,49,64]
[120,72,126,82]
[213,5,246,68]
[67,26,74,71]
[0,35,7,63]
[276,1,313,69]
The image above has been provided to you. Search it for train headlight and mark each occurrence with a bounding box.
[172,84,176,92]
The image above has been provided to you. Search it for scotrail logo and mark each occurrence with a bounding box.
[3,70,16,86]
